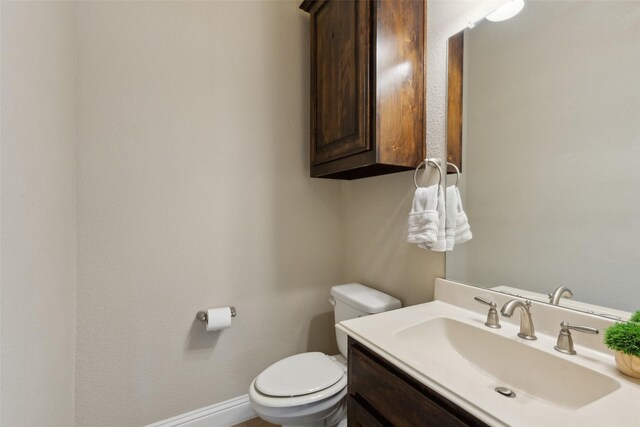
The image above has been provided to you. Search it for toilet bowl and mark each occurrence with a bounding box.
[249,284,401,427]
[249,352,347,427]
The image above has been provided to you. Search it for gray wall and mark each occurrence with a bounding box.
[0,1,506,426]
[75,2,344,425]
[1,3,77,426]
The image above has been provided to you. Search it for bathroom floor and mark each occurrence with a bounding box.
[232,418,279,427]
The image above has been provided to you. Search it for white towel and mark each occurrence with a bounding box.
[407,185,439,247]
[454,187,472,244]
[445,186,458,251]
[421,185,446,251]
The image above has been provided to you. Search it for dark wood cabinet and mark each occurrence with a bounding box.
[348,337,490,426]
[348,397,388,427]
[300,0,425,180]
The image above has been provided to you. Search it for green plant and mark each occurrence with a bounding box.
[604,318,640,357]
[630,310,640,323]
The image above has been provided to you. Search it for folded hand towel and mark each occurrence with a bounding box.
[421,185,446,251]
[445,186,458,251]
[454,187,472,244]
[407,185,440,247]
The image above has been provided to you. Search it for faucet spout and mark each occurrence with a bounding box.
[548,286,573,305]
[500,299,527,317]
[500,299,537,340]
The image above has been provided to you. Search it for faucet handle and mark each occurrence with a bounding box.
[474,296,496,308]
[564,322,599,335]
[554,321,599,355]
[474,297,501,329]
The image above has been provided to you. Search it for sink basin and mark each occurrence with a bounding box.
[337,283,640,426]
[395,317,620,410]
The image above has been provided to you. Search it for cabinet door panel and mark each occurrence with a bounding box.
[348,396,389,427]
[310,0,370,165]
[348,339,490,427]
[350,345,466,427]
[376,0,424,166]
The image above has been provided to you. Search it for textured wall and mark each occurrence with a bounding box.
[0,3,77,426]
[0,2,514,426]
[342,0,501,305]
[75,2,344,425]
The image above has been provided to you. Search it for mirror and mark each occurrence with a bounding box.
[445,0,640,318]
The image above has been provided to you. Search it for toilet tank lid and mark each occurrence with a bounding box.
[330,283,401,314]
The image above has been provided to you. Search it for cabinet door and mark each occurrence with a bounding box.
[309,0,371,165]
[348,397,389,427]
[348,339,490,427]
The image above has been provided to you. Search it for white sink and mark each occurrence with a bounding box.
[395,317,620,410]
[337,291,639,427]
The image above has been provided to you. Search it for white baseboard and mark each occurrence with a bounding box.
[146,395,256,427]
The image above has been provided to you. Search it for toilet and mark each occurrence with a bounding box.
[249,283,401,427]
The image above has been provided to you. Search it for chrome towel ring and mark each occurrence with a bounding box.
[413,158,443,189]
[448,162,461,187]
[413,158,461,188]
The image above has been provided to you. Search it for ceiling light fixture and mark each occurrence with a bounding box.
[486,0,525,22]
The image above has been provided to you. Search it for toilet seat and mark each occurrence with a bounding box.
[250,353,347,408]
[256,352,344,397]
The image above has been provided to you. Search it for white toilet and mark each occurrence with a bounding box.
[249,283,401,427]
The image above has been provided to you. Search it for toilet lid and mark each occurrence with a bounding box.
[254,352,344,397]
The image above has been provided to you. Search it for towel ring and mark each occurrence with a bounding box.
[414,158,443,189]
[447,162,461,186]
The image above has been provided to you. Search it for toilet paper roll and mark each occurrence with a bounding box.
[206,307,233,331]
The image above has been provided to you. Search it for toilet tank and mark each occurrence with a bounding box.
[330,283,401,358]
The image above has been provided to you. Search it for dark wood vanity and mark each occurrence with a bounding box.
[348,337,489,426]
[299,0,425,179]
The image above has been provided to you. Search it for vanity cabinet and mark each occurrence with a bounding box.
[348,337,489,427]
[299,0,425,179]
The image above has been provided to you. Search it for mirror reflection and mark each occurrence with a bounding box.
[445,0,640,317]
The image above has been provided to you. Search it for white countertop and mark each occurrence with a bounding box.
[337,279,640,427]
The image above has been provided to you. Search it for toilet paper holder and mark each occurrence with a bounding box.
[196,306,237,323]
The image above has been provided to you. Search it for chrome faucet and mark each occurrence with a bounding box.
[548,286,573,305]
[500,299,537,340]
[554,321,599,355]
[474,296,501,329]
